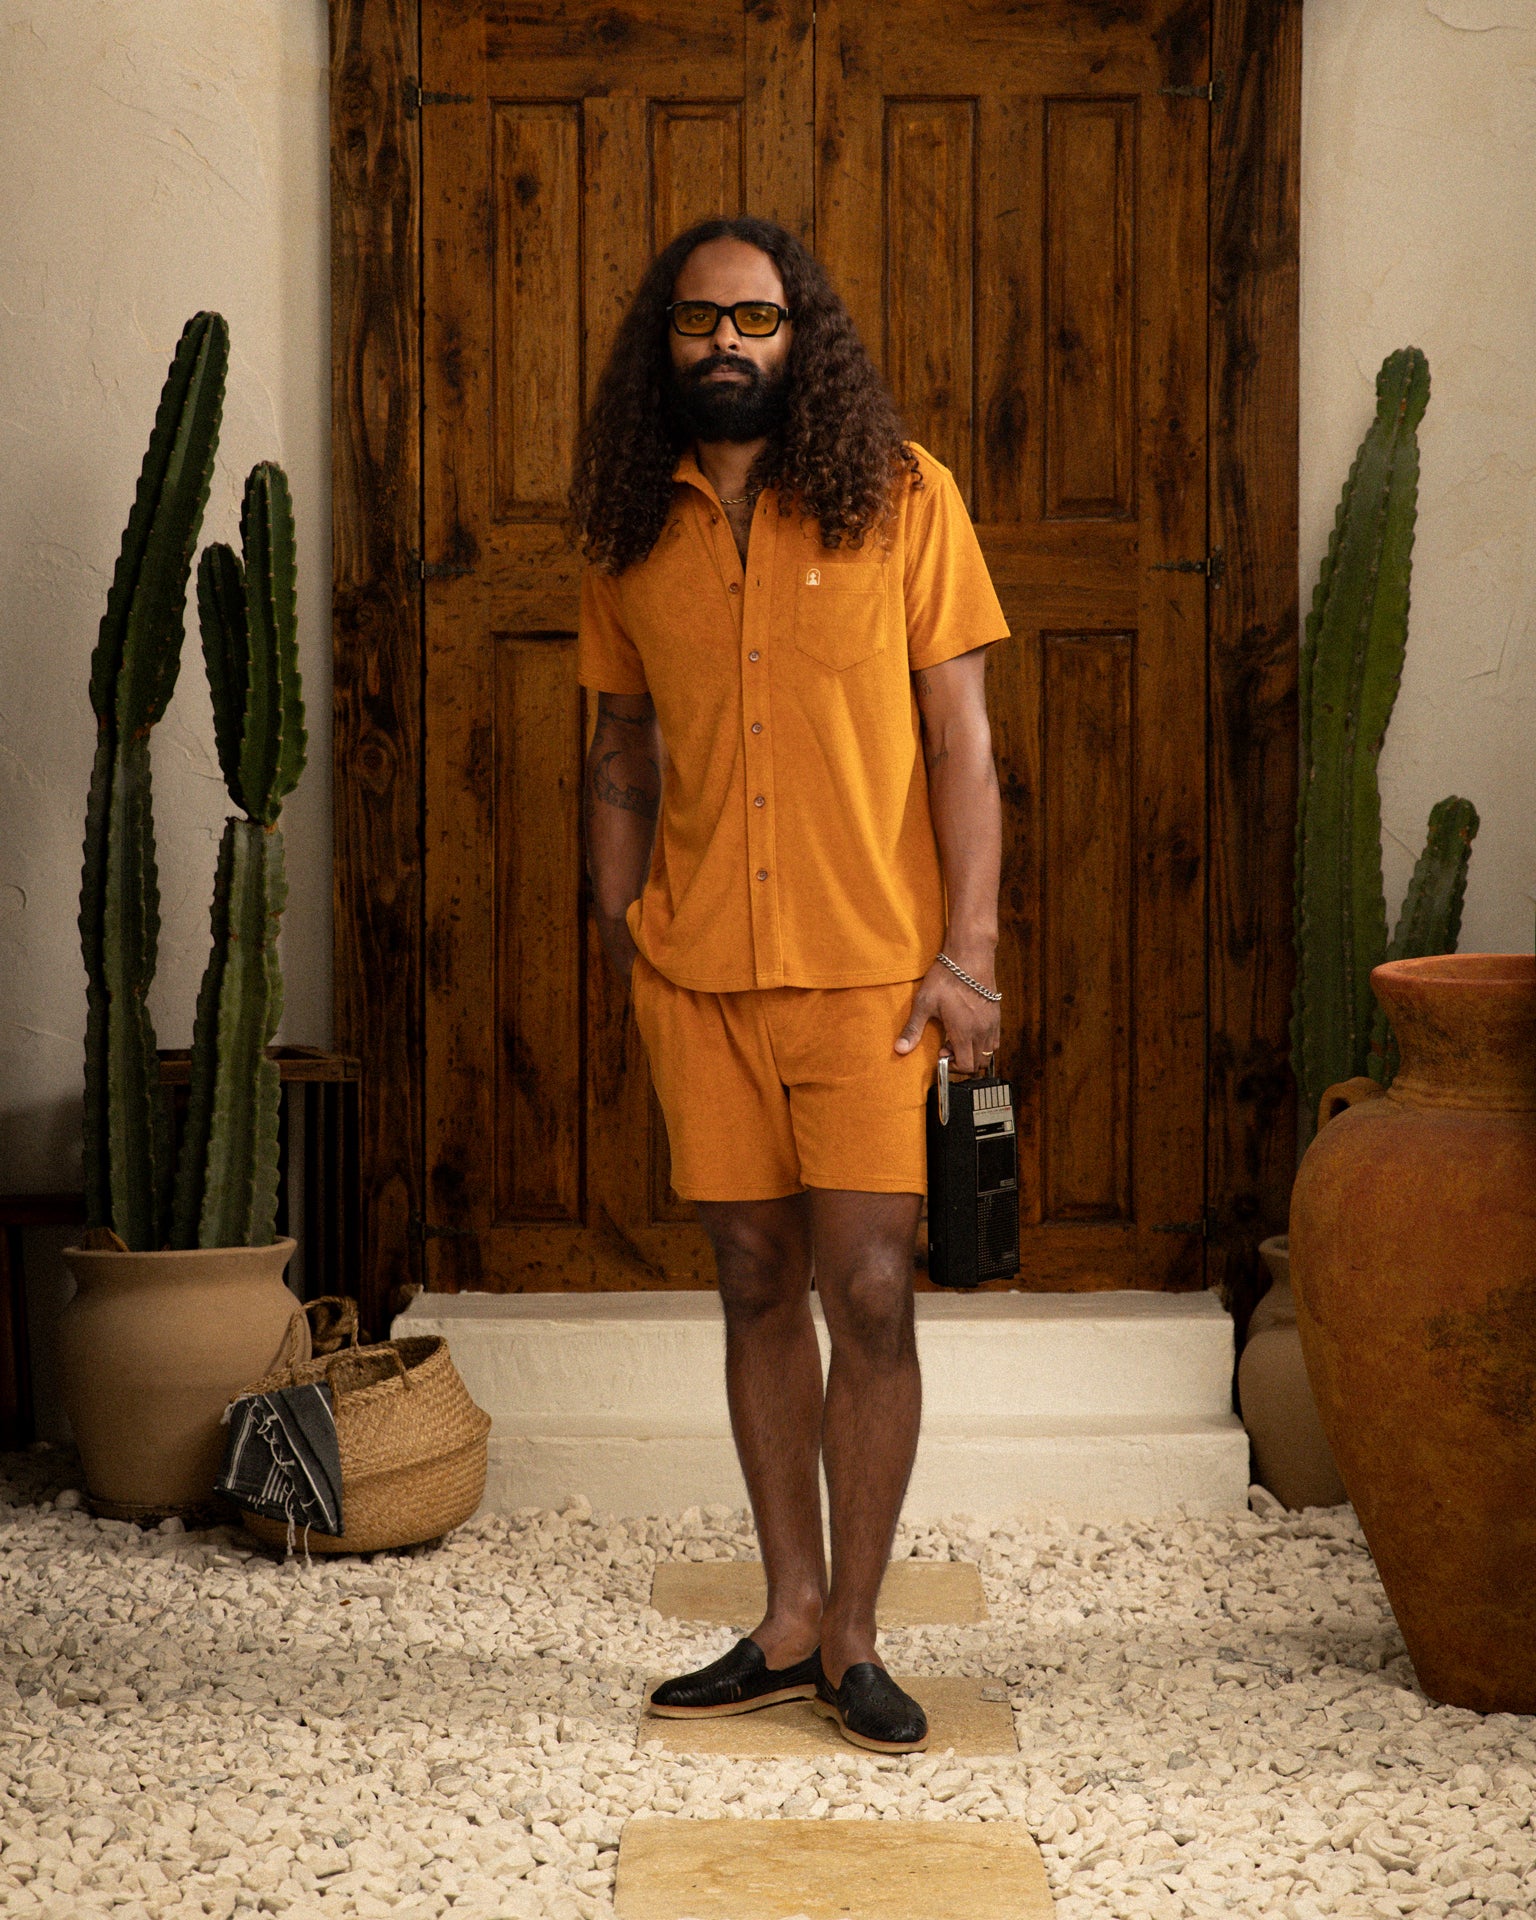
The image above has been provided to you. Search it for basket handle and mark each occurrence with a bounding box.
[324,1344,413,1394]
[273,1308,310,1374]
[305,1295,361,1354]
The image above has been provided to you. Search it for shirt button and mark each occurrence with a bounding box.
[711,513,719,524]
[751,721,763,735]
[753,794,766,808]
[728,582,740,594]
[748,649,760,662]
[756,869,769,882]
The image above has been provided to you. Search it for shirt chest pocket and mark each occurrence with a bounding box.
[793,563,889,671]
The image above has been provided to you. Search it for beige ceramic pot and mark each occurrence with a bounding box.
[1290,954,1536,1713]
[1237,1235,1348,1511]
[57,1238,306,1520]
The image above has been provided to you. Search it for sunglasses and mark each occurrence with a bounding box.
[667,300,791,339]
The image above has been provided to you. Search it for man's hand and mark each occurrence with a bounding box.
[895,956,1001,1071]
[596,909,641,987]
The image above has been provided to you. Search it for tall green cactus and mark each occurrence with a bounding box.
[1293,347,1479,1146]
[80,320,309,1252]
[79,313,229,1248]
[171,464,307,1248]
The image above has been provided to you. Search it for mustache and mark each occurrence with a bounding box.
[683,353,766,387]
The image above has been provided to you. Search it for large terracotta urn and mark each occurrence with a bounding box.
[1290,954,1536,1712]
[57,1239,306,1520]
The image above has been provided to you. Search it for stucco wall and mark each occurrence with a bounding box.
[2,0,1534,1202]
[1302,0,1536,954]
[0,1,331,1193]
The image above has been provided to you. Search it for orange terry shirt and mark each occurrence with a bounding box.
[577,443,1009,992]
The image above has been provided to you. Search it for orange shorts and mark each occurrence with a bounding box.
[630,956,942,1202]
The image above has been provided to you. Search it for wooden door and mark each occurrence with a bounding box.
[816,0,1211,1288]
[421,0,813,1289]
[421,0,1210,1291]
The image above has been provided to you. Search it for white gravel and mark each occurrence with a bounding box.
[1,1445,1532,1920]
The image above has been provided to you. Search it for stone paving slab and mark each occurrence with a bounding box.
[639,1675,1017,1758]
[650,1558,988,1627]
[614,1816,1054,1919]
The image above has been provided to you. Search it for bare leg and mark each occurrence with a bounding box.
[696,1195,825,1667]
[809,1189,924,1687]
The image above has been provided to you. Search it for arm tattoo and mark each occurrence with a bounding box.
[591,748,660,819]
[584,698,661,833]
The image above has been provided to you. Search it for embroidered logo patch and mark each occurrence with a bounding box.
[805,568,821,586]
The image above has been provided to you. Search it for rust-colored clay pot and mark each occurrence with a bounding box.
[57,1239,305,1520]
[1290,955,1536,1712]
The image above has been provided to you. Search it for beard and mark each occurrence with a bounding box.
[671,352,790,443]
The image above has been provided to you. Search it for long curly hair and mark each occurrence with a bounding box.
[570,216,919,572]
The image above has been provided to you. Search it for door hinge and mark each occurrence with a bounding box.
[1150,546,1225,585]
[410,1213,478,1244]
[406,80,474,116]
[1151,1214,1211,1241]
[1160,73,1226,106]
[414,557,476,583]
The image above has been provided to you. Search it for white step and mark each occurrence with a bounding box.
[395,1289,1249,1523]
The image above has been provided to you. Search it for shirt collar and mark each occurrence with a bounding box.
[671,448,776,509]
[671,448,710,493]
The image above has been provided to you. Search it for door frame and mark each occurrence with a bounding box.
[329,0,1303,1333]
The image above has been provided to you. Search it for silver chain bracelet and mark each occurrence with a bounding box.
[935,951,1002,1003]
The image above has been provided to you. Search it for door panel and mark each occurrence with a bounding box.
[422,0,811,1290]
[815,0,1209,1288]
[422,0,1210,1290]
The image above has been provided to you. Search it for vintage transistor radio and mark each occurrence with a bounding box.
[925,1056,1020,1288]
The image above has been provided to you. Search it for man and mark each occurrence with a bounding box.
[570,216,1007,1754]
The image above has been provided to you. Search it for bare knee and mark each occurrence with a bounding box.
[701,1206,811,1325]
[820,1255,916,1370]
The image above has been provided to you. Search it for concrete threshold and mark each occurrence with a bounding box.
[396,1287,1249,1522]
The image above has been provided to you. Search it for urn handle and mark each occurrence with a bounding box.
[1318,1074,1386,1134]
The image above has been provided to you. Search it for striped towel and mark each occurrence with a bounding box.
[218,1383,343,1539]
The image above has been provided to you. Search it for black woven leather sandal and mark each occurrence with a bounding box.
[812,1657,929,1753]
[647,1638,820,1718]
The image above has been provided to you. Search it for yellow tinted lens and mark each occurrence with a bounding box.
[672,303,718,335]
[735,303,781,336]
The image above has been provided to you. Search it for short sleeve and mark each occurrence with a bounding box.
[902,458,1010,671]
[577,565,650,695]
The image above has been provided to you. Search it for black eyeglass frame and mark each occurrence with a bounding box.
[666,300,792,339]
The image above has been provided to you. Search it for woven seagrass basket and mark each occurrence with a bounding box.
[237,1304,490,1554]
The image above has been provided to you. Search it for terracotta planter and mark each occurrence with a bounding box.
[57,1238,306,1520]
[1290,954,1536,1712]
[1237,1235,1348,1511]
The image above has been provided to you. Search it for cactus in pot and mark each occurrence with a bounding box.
[1292,347,1479,1148]
[66,313,312,1517]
